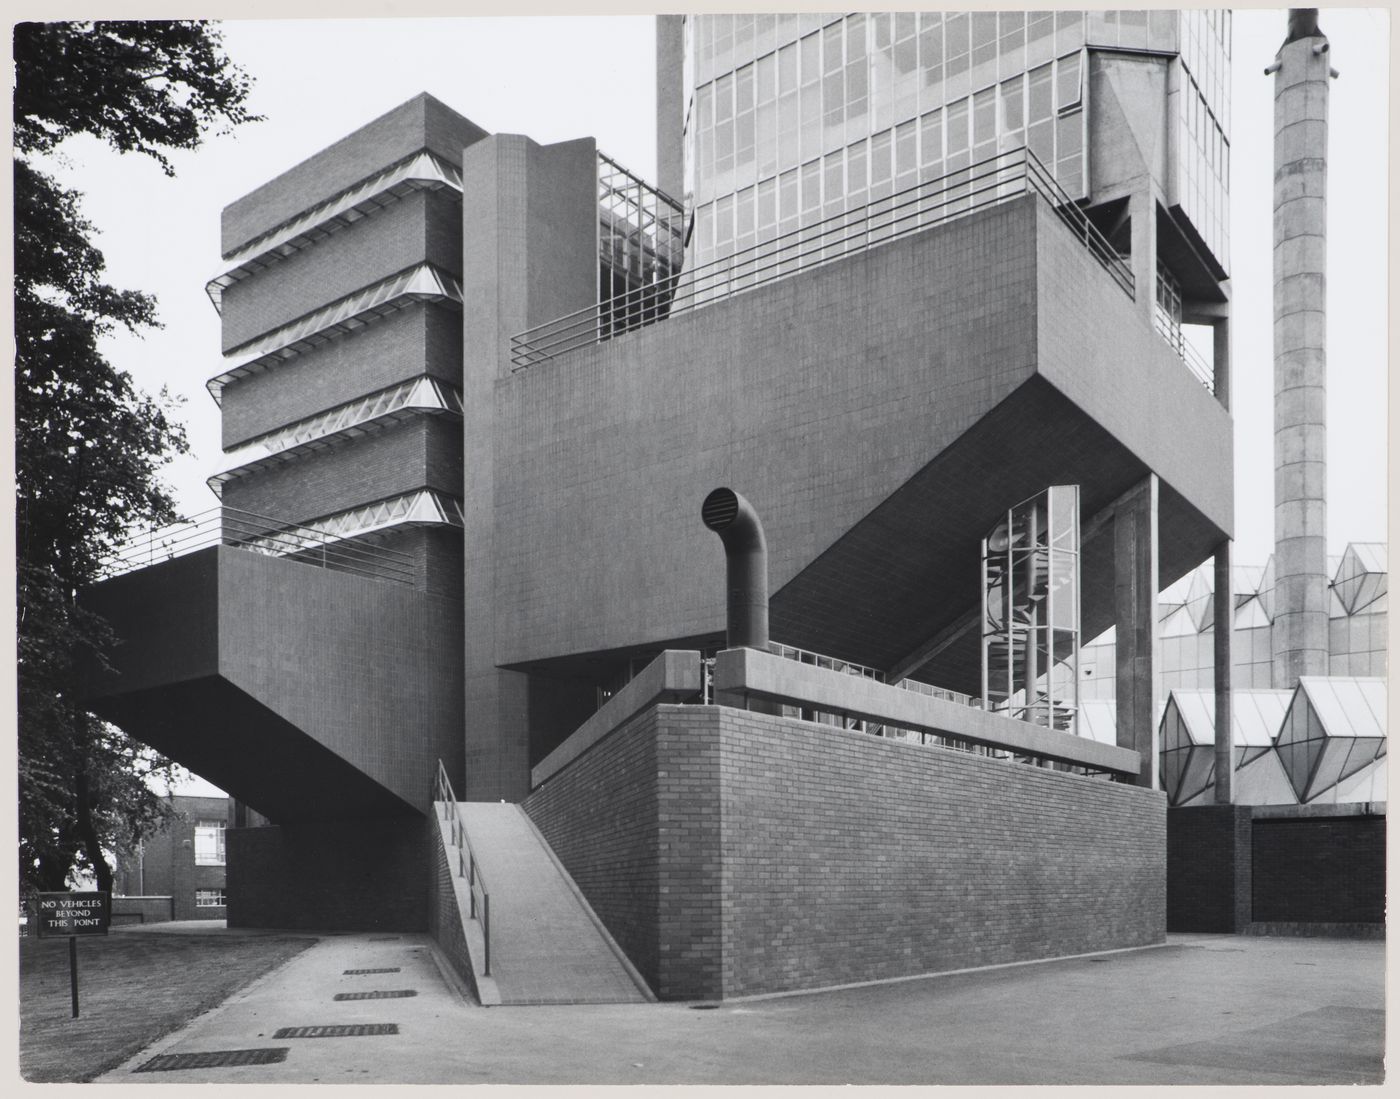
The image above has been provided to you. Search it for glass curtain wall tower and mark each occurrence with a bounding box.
[672,10,1231,382]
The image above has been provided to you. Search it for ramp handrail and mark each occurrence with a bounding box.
[433,760,490,976]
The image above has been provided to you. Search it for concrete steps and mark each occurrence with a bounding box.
[447,802,653,1006]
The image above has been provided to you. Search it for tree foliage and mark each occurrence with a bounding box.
[15,20,258,895]
[15,21,258,175]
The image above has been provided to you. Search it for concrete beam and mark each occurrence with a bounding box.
[714,647,1141,776]
[531,650,703,788]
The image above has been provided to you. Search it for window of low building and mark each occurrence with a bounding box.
[194,820,226,866]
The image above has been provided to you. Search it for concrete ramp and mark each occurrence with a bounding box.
[456,802,653,1005]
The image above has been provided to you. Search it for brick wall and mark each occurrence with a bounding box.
[222,304,462,448]
[217,548,465,816]
[523,709,665,991]
[111,896,175,925]
[221,189,462,353]
[1165,804,1252,932]
[493,200,1040,670]
[220,416,462,526]
[526,703,1165,1000]
[227,815,430,932]
[113,795,228,921]
[427,817,474,990]
[222,93,486,255]
[1252,816,1385,925]
[367,526,464,601]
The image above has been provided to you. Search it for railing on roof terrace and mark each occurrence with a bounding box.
[511,146,1134,370]
[699,640,981,734]
[102,505,418,587]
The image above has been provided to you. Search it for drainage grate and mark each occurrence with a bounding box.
[273,1024,400,1039]
[333,989,417,1001]
[343,967,401,975]
[135,1048,289,1072]
[367,936,400,942]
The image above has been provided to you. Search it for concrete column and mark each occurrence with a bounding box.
[1114,474,1159,789]
[1270,16,1332,688]
[1213,541,1233,804]
[655,15,686,201]
[1127,185,1158,327]
[460,134,599,800]
[1212,313,1231,412]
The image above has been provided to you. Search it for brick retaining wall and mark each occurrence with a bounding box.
[526,703,1166,1000]
[1166,805,1385,933]
[1252,815,1385,925]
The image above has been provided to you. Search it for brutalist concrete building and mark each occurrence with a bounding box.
[87,12,1242,1001]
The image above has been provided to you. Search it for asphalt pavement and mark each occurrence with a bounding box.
[94,929,1385,1086]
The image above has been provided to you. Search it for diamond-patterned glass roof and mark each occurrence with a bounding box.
[1331,543,1388,616]
[1158,688,1307,806]
[1276,677,1388,803]
[1160,694,1217,804]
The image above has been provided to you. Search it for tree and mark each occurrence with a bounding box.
[15,21,259,895]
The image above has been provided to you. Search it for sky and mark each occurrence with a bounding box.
[28,8,1390,565]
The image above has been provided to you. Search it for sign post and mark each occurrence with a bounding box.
[36,892,110,1019]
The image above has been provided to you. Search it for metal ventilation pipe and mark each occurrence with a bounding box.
[701,487,769,649]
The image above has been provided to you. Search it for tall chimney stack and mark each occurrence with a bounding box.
[1269,9,1333,689]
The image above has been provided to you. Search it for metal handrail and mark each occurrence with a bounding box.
[511,146,1134,369]
[102,504,419,586]
[1154,305,1216,392]
[433,759,491,977]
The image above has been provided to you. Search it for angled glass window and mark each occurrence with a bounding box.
[1331,542,1388,616]
[208,264,463,404]
[1277,677,1388,801]
[206,152,464,312]
[235,490,464,559]
[208,378,463,496]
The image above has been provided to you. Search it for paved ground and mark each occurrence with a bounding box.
[90,930,1385,1085]
[17,922,315,1082]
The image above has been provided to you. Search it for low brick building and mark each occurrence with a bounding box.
[113,794,230,922]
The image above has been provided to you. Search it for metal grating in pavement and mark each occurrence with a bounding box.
[332,989,418,1001]
[134,1048,289,1072]
[343,967,401,975]
[273,1024,400,1038]
[367,935,401,941]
